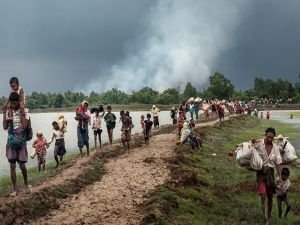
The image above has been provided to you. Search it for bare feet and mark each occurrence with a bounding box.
[9,191,17,197]
[25,185,32,194]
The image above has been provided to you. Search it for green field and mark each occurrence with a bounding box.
[0,152,80,197]
[290,112,300,117]
[142,116,300,225]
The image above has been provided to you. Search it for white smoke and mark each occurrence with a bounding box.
[85,0,248,93]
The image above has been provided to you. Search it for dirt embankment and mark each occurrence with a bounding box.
[256,103,300,111]
[0,115,226,225]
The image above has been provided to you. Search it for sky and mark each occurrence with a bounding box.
[0,0,299,96]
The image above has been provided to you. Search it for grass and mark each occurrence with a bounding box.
[141,116,300,225]
[0,119,180,197]
[24,150,105,220]
[290,112,300,117]
[0,152,79,197]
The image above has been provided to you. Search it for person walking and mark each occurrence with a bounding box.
[254,127,282,225]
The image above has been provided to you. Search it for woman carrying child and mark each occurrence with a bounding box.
[76,101,91,156]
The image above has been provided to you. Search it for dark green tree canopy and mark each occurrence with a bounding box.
[204,72,234,99]
[2,73,298,110]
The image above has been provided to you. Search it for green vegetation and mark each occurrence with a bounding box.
[142,116,300,225]
[291,112,300,117]
[1,72,299,110]
[0,152,78,197]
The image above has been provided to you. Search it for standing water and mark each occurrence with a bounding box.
[0,111,172,176]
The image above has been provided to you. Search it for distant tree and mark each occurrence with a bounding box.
[100,88,129,104]
[157,88,180,104]
[54,93,64,108]
[182,82,197,100]
[130,87,159,104]
[206,72,234,99]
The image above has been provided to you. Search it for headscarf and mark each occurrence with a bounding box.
[180,122,191,143]
[82,101,89,107]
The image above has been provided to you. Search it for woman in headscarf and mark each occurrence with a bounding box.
[180,122,192,144]
[75,101,91,156]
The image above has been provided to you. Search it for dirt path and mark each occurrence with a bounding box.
[28,117,230,225]
[29,133,176,225]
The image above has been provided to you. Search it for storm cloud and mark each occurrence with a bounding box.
[0,0,299,96]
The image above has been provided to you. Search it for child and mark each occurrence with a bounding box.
[170,107,177,124]
[188,118,202,149]
[120,110,131,151]
[144,113,153,145]
[48,121,66,167]
[57,114,68,132]
[4,77,26,119]
[140,115,145,129]
[104,105,116,145]
[92,110,104,148]
[266,111,270,120]
[177,111,185,136]
[75,103,86,130]
[126,111,134,130]
[276,168,291,219]
[31,130,48,171]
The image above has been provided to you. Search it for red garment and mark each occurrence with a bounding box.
[258,181,273,196]
[140,119,145,129]
[33,137,47,155]
[76,106,86,113]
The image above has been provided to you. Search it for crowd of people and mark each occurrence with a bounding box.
[1,77,297,225]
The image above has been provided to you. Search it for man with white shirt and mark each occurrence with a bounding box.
[254,127,282,225]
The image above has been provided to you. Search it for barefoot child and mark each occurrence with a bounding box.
[48,121,66,167]
[276,168,291,219]
[92,110,104,148]
[120,110,131,151]
[144,113,153,145]
[177,111,185,136]
[104,105,116,145]
[4,77,26,119]
[31,130,48,171]
[140,115,145,129]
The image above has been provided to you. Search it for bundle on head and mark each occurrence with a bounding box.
[98,105,104,112]
[90,107,99,114]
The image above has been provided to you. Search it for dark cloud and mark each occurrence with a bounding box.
[0,0,299,96]
[215,0,300,89]
[0,0,154,95]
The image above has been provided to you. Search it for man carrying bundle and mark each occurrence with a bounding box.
[254,127,282,225]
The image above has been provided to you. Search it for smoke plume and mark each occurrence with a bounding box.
[85,0,248,93]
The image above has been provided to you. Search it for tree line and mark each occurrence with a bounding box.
[0,72,298,109]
